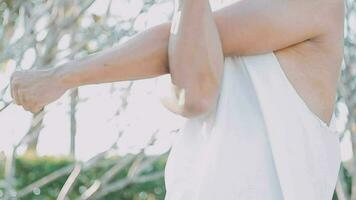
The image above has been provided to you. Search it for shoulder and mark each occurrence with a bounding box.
[294,0,344,38]
[312,0,345,36]
[309,0,344,61]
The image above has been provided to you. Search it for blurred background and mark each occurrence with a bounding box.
[0,0,354,199]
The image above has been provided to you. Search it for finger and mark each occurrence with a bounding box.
[23,106,31,112]
[10,72,17,84]
[20,93,34,113]
[21,101,31,111]
[10,81,14,101]
[13,83,20,105]
[17,89,25,106]
[10,73,16,102]
[23,104,34,113]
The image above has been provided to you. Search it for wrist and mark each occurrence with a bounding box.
[51,62,79,90]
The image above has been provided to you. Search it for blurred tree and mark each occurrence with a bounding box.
[0,0,172,199]
[1,0,354,199]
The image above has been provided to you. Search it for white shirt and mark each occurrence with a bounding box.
[164,52,341,200]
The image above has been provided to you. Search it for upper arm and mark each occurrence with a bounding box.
[214,0,340,56]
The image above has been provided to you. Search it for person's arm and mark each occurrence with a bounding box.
[10,0,340,114]
[160,0,224,118]
[10,23,172,113]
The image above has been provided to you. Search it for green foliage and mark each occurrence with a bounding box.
[0,154,345,200]
[0,152,4,179]
[0,155,166,200]
[15,155,72,199]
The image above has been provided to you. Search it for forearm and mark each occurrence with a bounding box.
[53,8,225,91]
[52,2,224,118]
[54,23,172,89]
[165,0,224,117]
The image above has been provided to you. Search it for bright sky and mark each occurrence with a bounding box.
[0,0,183,161]
[0,0,353,162]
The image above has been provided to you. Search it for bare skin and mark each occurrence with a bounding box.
[161,0,224,118]
[10,0,344,126]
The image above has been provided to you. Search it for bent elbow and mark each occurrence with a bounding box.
[181,98,217,119]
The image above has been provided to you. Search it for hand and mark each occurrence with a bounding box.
[10,69,68,113]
